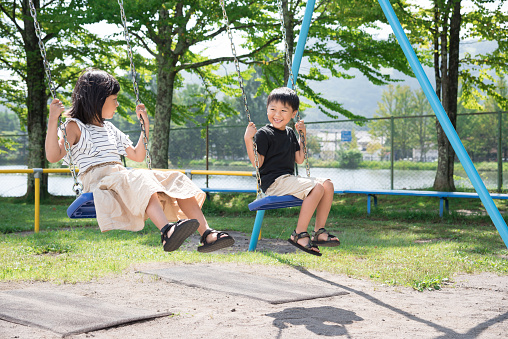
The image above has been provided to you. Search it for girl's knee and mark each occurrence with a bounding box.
[324,180,334,191]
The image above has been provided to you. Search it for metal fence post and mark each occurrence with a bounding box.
[499,111,503,193]
[33,168,43,233]
[390,116,394,190]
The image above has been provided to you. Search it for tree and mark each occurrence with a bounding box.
[399,0,508,190]
[254,0,414,121]
[87,0,278,169]
[412,89,435,161]
[0,0,116,199]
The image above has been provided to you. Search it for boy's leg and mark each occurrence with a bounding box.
[314,180,334,230]
[313,180,340,244]
[291,183,324,252]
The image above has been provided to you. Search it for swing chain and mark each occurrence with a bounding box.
[28,0,57,100]
[29,0,83,196]
[117,0,152,170]
[219,0,264,198]
[277,0,310,177]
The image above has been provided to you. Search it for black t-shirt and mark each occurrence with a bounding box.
[254,124,300,192]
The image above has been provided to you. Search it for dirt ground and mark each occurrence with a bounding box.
[1,231,507,339]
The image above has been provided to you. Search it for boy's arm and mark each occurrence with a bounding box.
[244,122,264,168]
[295,120,306,164]
[45,99,79,163]
[125,104,149,162]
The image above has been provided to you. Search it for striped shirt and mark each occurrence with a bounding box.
[59,118,133,175]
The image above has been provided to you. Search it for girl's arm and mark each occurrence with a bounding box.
[125,104,149,162]
[244,122,264,168]
[45,99,80,163]
[295,120,306,164]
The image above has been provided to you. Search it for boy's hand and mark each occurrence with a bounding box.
[295,120,306,137]
[244,122,257,140]
[49,99,65,122]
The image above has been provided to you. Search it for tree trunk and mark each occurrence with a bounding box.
[23,0,48,201]
[433,0,460,191]
[152,57,177,169]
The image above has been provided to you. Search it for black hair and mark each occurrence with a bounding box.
[68,68,120,125]
[266,87,299,111]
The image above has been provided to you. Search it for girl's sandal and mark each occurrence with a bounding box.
[160,219,199,252]
[197,229,235,253]
[312,228,341,247]
[287,230,322,256]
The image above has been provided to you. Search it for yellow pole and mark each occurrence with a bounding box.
[34,168,42,233]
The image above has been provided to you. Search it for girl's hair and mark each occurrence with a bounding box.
[68,68,120,124]
[266,87,299,111]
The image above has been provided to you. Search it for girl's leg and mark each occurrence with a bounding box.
[145,193,170,230]
[176,196,222,243]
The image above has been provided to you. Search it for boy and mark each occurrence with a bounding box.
[244,87,340,256]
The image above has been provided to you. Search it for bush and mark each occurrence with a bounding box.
[338,149,363,169]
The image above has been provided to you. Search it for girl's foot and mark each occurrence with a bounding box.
[160,219,199,252]
[197,229,235,253]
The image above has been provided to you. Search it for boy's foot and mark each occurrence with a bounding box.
[288,230,322,256]
[312,228,340,247]
[197,229,235,253]
[161,219,199,252]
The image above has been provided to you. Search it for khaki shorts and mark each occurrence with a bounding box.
[265,174,331,200]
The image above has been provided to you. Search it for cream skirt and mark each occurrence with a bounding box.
[264,174,331,200]
[81,164,205,232]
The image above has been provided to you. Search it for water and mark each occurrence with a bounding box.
[1,165,502,197]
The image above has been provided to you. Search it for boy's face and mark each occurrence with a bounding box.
[102,94,119,120]
[266,100,297,131]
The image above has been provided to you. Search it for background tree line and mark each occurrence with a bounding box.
[1,0,507,199]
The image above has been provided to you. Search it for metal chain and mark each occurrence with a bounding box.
[117,0,151,170]
[277,0,310,177]
[220,0,264,198]
[29,0,83,196]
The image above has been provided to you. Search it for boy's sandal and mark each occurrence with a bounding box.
[160,219,199,252]
[312,228,341,247]
[197,229,235,253]
[287,230,322,256]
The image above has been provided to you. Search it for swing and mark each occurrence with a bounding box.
[220,0,312,212]
[29,0,150,219]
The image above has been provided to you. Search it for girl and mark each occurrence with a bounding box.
[45,69,234,253]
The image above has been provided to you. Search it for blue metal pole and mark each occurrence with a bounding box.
[286,0,316,88]
[377,0,508,248]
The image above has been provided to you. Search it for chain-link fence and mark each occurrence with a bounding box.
[1,111,507,197]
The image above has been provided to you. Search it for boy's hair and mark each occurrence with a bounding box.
[267,87,299,111]
[69,68,120,125]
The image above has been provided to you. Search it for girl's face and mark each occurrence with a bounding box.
[266,100,297,130]
[102,94,119,120]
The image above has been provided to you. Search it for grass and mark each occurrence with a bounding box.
[1,193,507,291]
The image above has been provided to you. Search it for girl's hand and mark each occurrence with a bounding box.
[244,122,257,140]
[295,120,306,137]
[49,99,65,121]
[136,103,148,124]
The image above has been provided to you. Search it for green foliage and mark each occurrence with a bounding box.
[337,149,363,169]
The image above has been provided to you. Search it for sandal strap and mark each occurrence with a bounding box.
[160,223,175,243]
[291,230,319,250]
[200,229,213,245]
[313,228,337,241]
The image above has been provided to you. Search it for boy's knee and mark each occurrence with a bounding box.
[324,180,334,191]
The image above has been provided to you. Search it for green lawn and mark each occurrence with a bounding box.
[1,193,507,291]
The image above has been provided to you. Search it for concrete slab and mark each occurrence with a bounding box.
[0,289,171,337]
[140,264,348,304]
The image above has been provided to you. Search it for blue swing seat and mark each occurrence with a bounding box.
[248,195,303,211]
[67,192,96,219]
